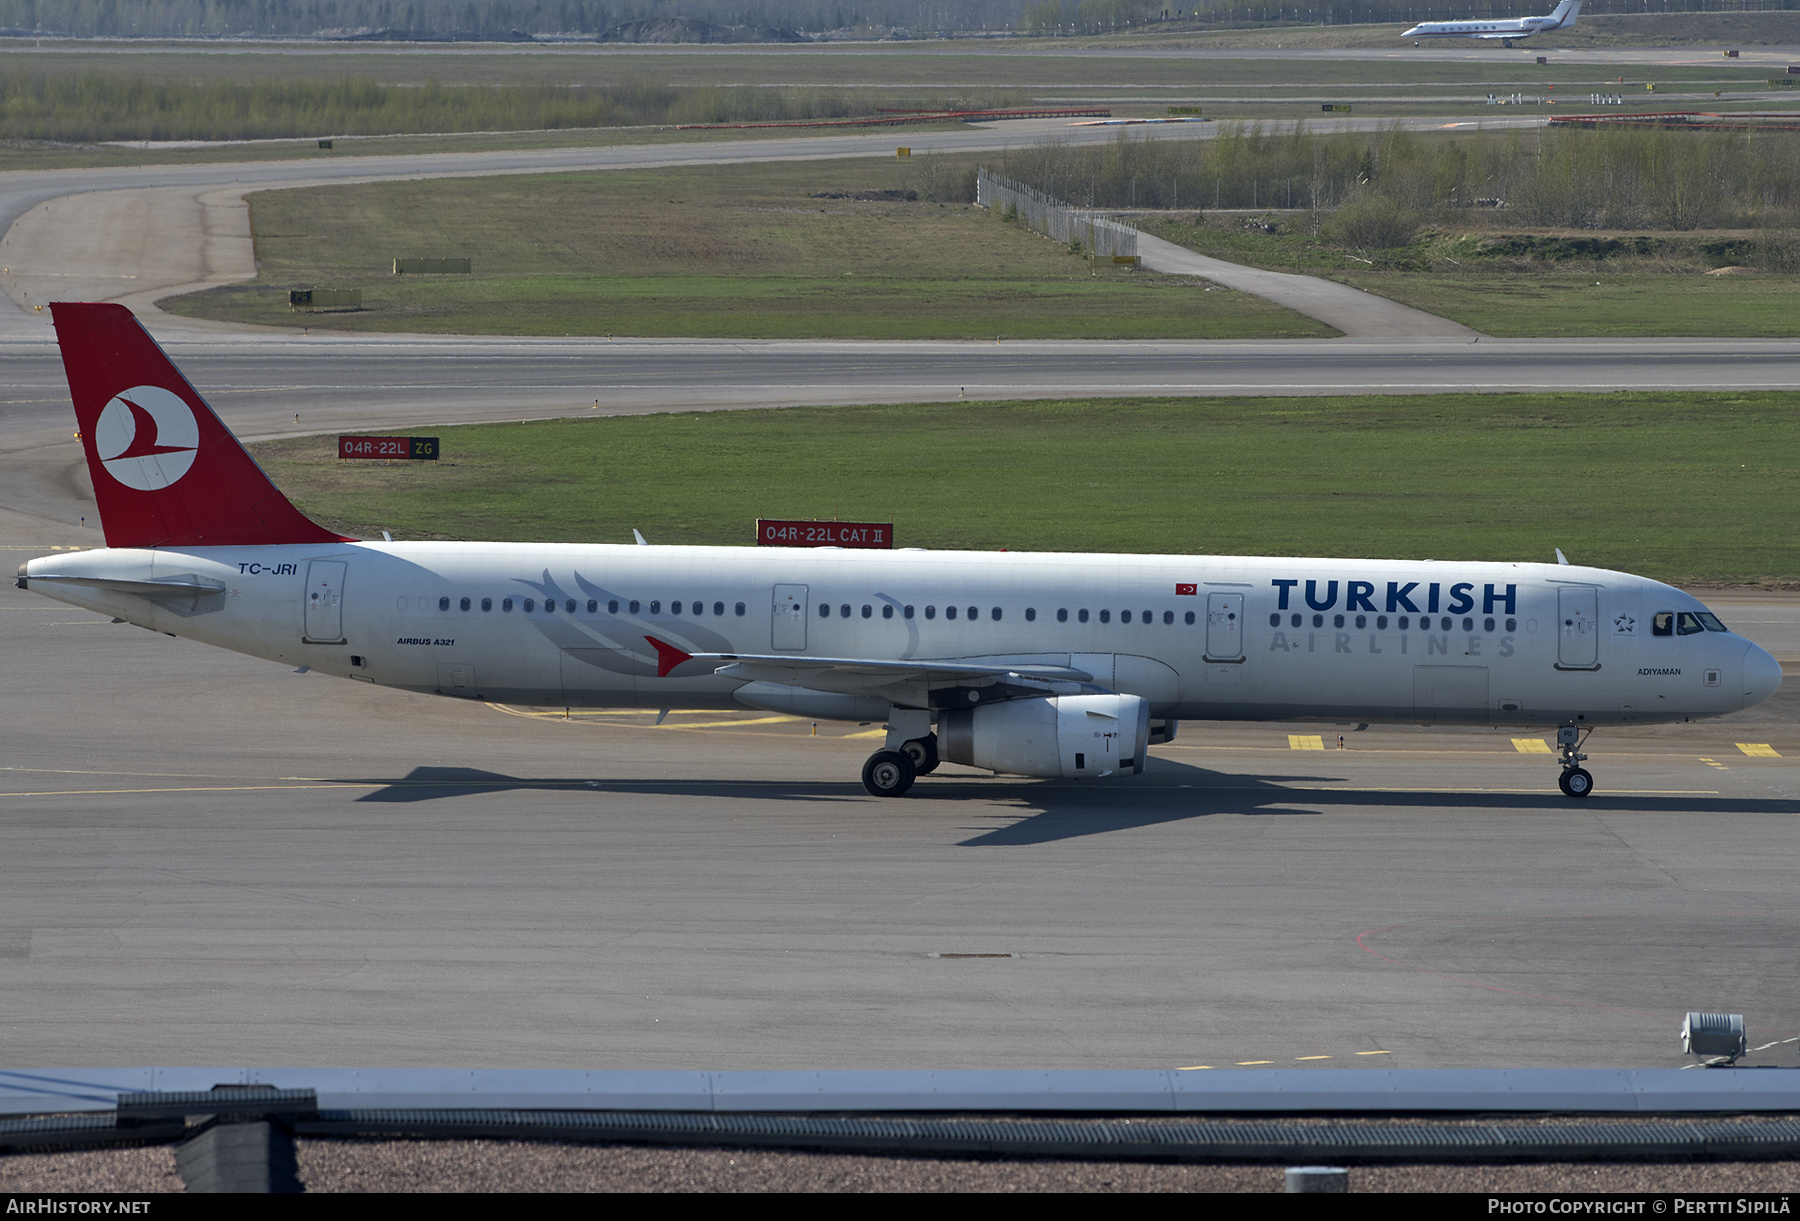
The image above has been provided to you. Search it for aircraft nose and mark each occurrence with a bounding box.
[1744,642,1783,710]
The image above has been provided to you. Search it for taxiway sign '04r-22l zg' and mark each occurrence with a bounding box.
[19,303,1783,798]
[1403,0,1581,46]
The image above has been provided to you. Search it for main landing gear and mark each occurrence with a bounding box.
[1557,725,1594,798]
[862,733,939,797]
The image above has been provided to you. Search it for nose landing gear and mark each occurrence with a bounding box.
[1557,725,1594,798]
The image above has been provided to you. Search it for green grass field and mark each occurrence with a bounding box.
[160,160,1329,339]
[248,392,1800,587]
[1138,216,1800,338]
[1330,271,1800,338]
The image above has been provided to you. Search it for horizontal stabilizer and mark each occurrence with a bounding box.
[22,573,227,598]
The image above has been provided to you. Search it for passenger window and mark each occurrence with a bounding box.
[1057,609,1068,623]
[1185,611,1195,625]
[671,601,682,615]
[1483,617,1495,632]
[439,596,450,611]
[1333,614,1344,629]
[1312,614,1323,628]
[588,600,598,614]
[1269,613,1281,627]
[1505,618,1516,632]
[735,602,746,616]
[967,606,978,621]
[903,605,914,619]
[862,605,872,619]
[1398,616,1409,630]
[1677,612,1705,636]
[1079,610,1089,623]
[1462,617,1473,632]
[926,606,936,620]
[1026,608,1036,622]
[527,599,538,613]
[841,604,851,618]
[502,598,513,612]
[883,605,895,619]
[609,600,619,614]
[1100,610,1111,624]
[992,607,1002,621]
[714,602,724,616]
[1653,612,1674,637]
[818,603,830,618]
[547,600,557,614]
[1377,615,1388,629]
[1440,617,1452,631]
[629,600,640,614]
[481,597,492,612]
[1164,611,1174,625]
[946,605,958,620]
[1290,613,1301,628]
[1122,610,1133,624]
[1355,615,1366,629]
[459,597,470,611]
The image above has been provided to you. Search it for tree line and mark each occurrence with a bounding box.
[997,122,1800,240]
[0,70,1024,139]
[4,0,1798,39]
[0,0,1030,37]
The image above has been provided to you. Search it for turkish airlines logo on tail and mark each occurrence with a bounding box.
[94,386,199,491]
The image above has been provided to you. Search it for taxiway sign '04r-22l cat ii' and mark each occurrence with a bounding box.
[19,304,1783,798]
[1403,0,1581,46]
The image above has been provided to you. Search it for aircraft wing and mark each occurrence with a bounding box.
[642,635,1095,692]
[1471,30,1529,38]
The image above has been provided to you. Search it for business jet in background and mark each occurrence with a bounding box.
[19,304,1780,799]
[1403,0,1581,46]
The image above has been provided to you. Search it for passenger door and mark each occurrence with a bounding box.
[1557,586,1600,670]
[1204,592,1244,661]
[303,560,347,643]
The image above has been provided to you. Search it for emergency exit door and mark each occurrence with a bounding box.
[772,584,808,650]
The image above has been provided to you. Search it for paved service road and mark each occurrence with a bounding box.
[0,113,1545,340]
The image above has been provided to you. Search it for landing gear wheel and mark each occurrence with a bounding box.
[901,733,939,776]
[1559,767,1594,798]
[862,749,917,797]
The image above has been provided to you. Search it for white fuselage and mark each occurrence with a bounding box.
[23,543,1778,730]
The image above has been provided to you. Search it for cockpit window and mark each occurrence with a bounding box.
[1676,612,1706,636]
[1653,612,1674,637]
[1697,612,1728,632]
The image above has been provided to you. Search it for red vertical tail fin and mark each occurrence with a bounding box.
[50,302,351,549]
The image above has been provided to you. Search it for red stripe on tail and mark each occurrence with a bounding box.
[51,302,351,549]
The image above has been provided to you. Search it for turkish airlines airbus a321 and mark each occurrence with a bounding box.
[19,304,1782,797]
[1403,0,1581,46]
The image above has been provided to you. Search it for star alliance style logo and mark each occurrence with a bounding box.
[1612,613,1637,636]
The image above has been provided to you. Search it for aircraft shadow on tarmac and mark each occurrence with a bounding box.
[347,763,1800,847]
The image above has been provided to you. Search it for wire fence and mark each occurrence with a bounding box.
[976,168,1139,259]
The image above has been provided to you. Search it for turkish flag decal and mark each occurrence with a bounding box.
[1175,583,1198,596]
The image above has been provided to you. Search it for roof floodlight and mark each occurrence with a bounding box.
[1682,1012,1746,1064]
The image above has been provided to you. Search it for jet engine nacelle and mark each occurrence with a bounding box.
[939,693,1151,779]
